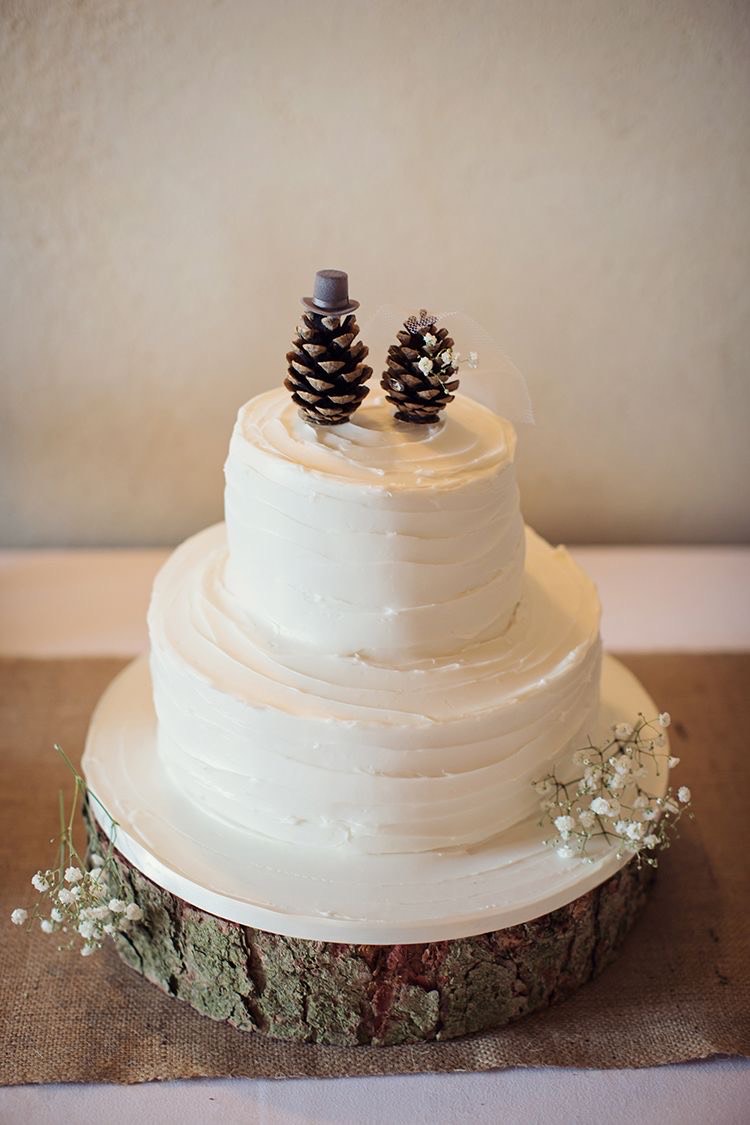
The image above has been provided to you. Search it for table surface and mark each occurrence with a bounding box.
[1,546,749,1125]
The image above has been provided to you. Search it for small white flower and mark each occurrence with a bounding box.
[89,854,105,868]
[614,820,630,835]
[50,907,63,922]
[668,756,681,769]
[678,786,691,803]
[40,919,54,934]
[31,872,50,894]
[11,908,28,926]
[467,351,479,368]
[89,867,106,884]
[124,903,143,922]
[64,866,83,884]
[103,923,115,935]
[417,356,433,375]
[643,834,659,849]
[590,797,611,816]
[614,722,634,741]
[658,712,671,728]
[57,888,75,905]
[556,843,577,858]
[439,348,453,367]
[422,333,437,347]
[642,807,657,820]
[554,815,576,836]
[627,822,644,840]
[108,898,126,914]
[70,885,81,900]
[607,774,625,791]
[633,795,649,809]
[80,943,96,957]
[578,809,596,828]
[78,919,96,940]
[89,905,111,921]
[664,799,679,815]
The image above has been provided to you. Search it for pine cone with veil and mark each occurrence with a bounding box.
[381,310,460,424]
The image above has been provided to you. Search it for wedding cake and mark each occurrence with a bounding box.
[149,389,600,856]
[82,271,668,1045]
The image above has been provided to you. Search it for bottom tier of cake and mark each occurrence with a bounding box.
[85,810,653,1046]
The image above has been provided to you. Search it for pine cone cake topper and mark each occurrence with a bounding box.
[381,310,460,424]
[285,270,372,426]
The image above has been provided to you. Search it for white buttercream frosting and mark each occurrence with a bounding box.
[148,522,601,855]
[83,655,660,943]
[223,389,526,661]
[145,387,602,858]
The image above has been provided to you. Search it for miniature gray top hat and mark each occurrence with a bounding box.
[302,269,360,317]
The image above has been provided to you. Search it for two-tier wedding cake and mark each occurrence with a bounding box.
[82,272,666,1045]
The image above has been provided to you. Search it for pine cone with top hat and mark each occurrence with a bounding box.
[381,310,460,424]
[285,270,372,426]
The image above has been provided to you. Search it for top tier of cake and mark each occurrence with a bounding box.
[224,389,525,663]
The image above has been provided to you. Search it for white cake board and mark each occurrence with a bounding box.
[82,654,666,944]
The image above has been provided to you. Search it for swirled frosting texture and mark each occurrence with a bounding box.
[148,523,601,855]
[223,389,525,661]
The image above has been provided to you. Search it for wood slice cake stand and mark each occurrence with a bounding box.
[82,655,663,1046]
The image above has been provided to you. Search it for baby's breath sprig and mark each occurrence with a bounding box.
[533,712,693,866]
[415,335,479,394]
[9,744,143,955]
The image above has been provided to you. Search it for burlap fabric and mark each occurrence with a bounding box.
[1,655,748,1085]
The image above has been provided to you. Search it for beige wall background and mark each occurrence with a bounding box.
[1,0,748,548]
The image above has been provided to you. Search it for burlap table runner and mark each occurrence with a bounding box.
[1,655,748,1084]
